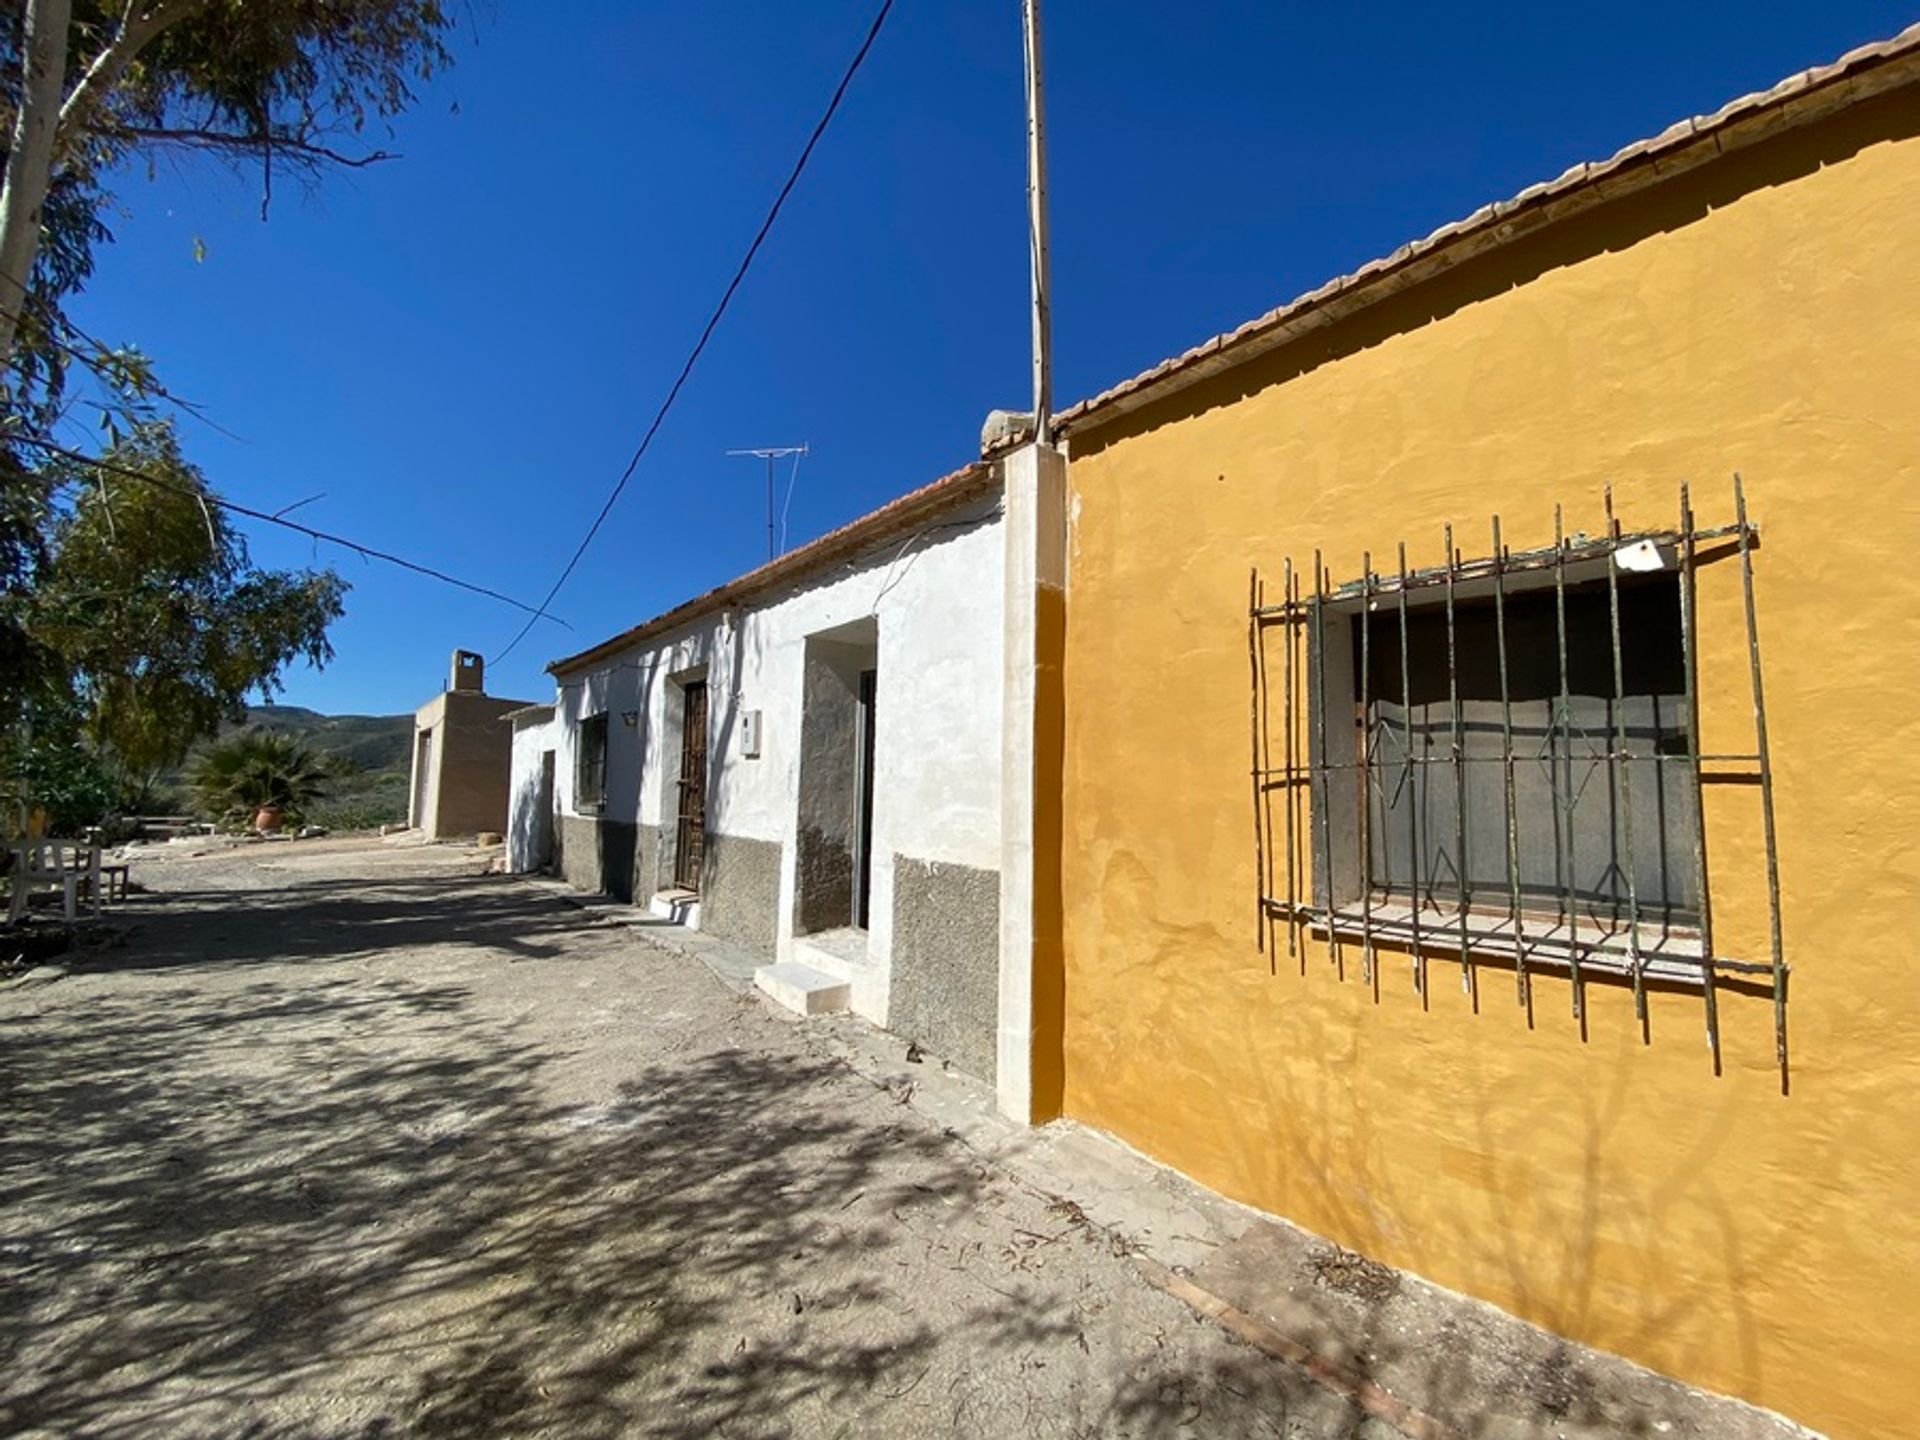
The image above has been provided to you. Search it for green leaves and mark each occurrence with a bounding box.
[188,728,333,827]
[22,420,349,775]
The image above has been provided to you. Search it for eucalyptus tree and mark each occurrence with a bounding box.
[27,421,345,775]
[0,0,453,769]
[0,0,453,370]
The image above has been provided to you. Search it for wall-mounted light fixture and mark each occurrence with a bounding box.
[621,710,640,729]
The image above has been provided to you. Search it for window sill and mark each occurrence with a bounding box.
[1272,899,1773,985]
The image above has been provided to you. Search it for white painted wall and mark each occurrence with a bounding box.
[506,709,558,873]
[535,487,1006,1024]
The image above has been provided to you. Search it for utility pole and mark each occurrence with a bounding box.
[1023,0,1054,445]
[726,445,809,562]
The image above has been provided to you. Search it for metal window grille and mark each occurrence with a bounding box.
[576,712,609,809]
[1248,479,1786,1082]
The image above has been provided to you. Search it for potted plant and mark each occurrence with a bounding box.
[189,731,330,833]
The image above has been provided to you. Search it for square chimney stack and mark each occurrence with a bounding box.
[450,649,486,694]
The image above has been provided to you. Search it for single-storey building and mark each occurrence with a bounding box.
[510,450,1062,1103]
[1044,27,1920,1440]
[408,650,531,839]
[506,22,1919,1436]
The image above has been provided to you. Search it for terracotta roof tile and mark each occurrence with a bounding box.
[546,460,997,676]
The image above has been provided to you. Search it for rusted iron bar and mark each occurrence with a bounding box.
[1268,898,1776,979]
[1735,476,1787,1080]
[1313,552,1339,970]
[1678,482,1722,1068]
[1492,515,1528,1006]
[1283,558,1298,958]
[1445,524,1472,994]
[1262,752,1759,776]
[1248,569,1267,956]
[1253,522,1749,618]
[1257,574,1278,963]
[1397,541,1424,994]
[1553,505,1584,1021]
[1357,554,1375,985]
[1605,488,1648,1027]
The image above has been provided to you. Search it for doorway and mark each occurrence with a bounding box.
[794,620,878,935]
[535,749,556,870]
[854,669,877,929]
[411,728,433,829]
[674,680,709,891]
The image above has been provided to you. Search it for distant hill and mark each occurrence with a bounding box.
[244,704,413,774]
[160,704,416,830]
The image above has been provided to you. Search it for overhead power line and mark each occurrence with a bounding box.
[490,0,896,667]
[10,434,569,626]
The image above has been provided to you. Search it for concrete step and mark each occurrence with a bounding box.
[792,926,870,973]
[753,961,852,1017]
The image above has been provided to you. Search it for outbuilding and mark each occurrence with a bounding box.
[407,650,531,840]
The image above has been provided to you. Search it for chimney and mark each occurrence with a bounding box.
[450,649,485,694]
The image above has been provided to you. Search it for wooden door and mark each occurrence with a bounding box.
[674,682,708,891]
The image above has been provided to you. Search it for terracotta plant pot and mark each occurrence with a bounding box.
[254,806,285,833]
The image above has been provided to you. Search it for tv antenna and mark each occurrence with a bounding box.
[726,444,809,561]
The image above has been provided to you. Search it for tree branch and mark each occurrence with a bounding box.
[105,125,403,169]
[56,0,215,160]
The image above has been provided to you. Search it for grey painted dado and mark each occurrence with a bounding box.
[633,822,663,905]
[558,814,638,902]
[888,856,1000,1082]
[701,832,782,955]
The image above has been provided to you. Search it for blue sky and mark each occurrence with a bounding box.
[66,1,1912,714]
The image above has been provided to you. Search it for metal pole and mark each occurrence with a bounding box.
[1023,0,1054,444]
[726,445,808,562]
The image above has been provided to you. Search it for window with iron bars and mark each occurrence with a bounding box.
[1248,480,1786,1082]
[576,712,609,810]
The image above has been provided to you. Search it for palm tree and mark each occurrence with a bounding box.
[190,730,331,829]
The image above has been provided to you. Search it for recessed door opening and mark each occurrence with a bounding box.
[674,680,709,892]
[794,620,878,936]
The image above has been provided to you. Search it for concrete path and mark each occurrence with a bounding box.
[0,837,1372,1439]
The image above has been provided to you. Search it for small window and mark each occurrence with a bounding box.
[576,712,609,810]
[1248,483,1787,1079]
[1356,575,1697,929]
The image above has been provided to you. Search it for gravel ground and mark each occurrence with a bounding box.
[0,836,1380,1439]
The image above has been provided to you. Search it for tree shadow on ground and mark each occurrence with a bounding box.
[72,874,600,971]
[0,875,1366,1439]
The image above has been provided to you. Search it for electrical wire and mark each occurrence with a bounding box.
[489,0,896,667]
[10,434,568,626]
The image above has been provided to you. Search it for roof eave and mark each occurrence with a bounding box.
[1056,23,1920,438]
[547,460,999,677]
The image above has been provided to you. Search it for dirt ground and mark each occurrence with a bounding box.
[0,836,1384,1440]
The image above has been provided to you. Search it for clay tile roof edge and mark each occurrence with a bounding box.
[546,460,999,677]
[1055,23,1920,435]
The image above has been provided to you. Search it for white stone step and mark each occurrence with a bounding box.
[753,961,852,1017]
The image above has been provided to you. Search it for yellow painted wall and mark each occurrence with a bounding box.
[1059,91,1920,1439]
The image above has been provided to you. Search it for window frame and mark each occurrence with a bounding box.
[1246,482,1787,1078]
[575,711,609,813]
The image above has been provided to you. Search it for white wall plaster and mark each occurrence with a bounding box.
[526,487,1007,1029]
